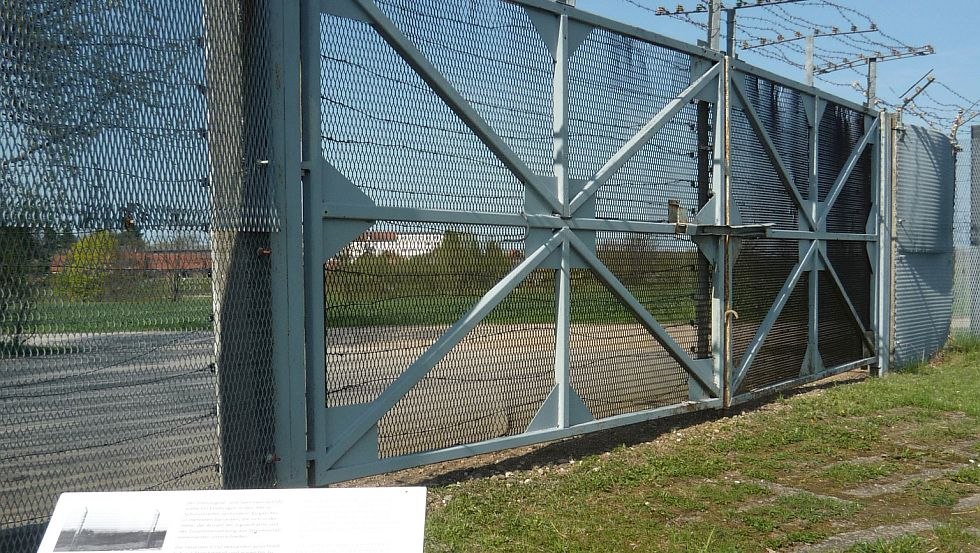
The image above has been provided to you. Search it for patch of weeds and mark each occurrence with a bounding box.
[935,522,980,551]
[846,534,927,553]
[692,481,769,507]
[907,479,961,507]
[741,492,859,533]
[820,461,899,485]
[766,529,828,550]
[949,464,980,485]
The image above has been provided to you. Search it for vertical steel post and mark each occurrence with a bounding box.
[203,0,275,489]
[874,112,893,376]
[715,58,730,405]
[552,10,571,425]
[268,0,307,486]
[300,0,327,484]
[867,58,877,109]
[806,96,823,374]
[804,35,814,87]
[707,0,722,50]
[725,9,736,57]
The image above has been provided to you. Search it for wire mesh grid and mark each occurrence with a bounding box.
[731,239,809,395]
[320,1,550,214]
[729,76,806,230]
[952,127,977,336]
[1,0,277,550]
[570,28,704,224]
[569,268,690,421]
[820,103,872,235]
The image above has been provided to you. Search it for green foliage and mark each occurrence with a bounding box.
[0,226,38,346]
[54,231,120,301]
[0,225,70,347]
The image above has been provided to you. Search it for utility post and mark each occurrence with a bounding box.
[725,8,737,57]
[867,57,878,109]
[707,0,722,50]
[804,34,814,86]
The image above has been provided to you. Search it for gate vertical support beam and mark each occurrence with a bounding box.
[204,0,275,489]
[806,97,825,375]
[874,112,894,376]
[300,0,327,483]
[715,58,731,405]
[269,0,308,487]
[555,241,572,427]
[552,11,571,425]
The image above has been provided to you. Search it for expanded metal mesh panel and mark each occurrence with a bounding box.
[818,272,866,369]
[729,78,805,230]
[370,252,555,458]
[732,239,808,394]
[320,7,538,215]
[826,241,872,330]
[1,1,277,551]
[568,29,704,222]
[376,0,553,176]
[597,232,711,359]
[569,270,688,420]
[820,104,872,235]
[738,75,810,198]
[324,222,527,408]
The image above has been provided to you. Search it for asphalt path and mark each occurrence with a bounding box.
[1,322,700,524]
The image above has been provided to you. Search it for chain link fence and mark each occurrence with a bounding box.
[0,1,277,551]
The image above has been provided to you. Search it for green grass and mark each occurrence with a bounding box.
[424,343,980,552]
[26,297,212,333]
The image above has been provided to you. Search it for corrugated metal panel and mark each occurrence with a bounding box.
[895,126,954,254]
[894,252,953,366]
[893,125,955,367]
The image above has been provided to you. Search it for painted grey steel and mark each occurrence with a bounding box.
[894,253,953,366]
[896,127,955,254]
[893,125,955,367]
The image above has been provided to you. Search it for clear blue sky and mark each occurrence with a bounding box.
[576,0,978,137]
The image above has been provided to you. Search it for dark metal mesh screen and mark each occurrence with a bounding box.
[320,2,549,214]
[1,1,277,551]
[730,75,809,230]
[820,104,872,234]
[569,269,688,420]
[731,239,809,394]
[570,29,703,223]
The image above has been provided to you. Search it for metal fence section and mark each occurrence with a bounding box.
[952,126,979,339]
[0,1,286,551]
[0,0,961,545]
[892,125,955,367]
[725,62,882,403]
[308,0,729,483]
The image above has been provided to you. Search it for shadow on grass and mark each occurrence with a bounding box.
[367,370,870,489]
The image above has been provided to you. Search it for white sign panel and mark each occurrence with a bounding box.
[37,488,426,553]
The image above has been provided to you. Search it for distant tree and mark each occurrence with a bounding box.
[54,231,120,301]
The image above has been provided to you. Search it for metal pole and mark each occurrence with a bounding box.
[553,12,571,426]
[804,34,814,86]
[725,9,736,57]
[867,58,877,109]
[707,0,722,50]
[203,0,276,489]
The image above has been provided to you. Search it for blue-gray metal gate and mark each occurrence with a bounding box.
[0,6,908,545]
[300,0,888,485]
